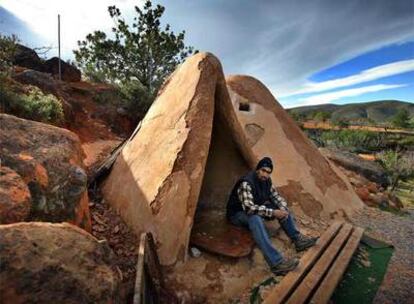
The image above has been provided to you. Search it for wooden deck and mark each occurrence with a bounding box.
[263,221,364,304]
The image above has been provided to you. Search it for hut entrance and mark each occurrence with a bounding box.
[190,109,255,258]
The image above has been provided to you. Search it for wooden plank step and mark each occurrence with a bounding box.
[134,233,147,304]
[145,233,165,300]
[286,223,353,304]
[263,221,344,304]
[309,227,364,304]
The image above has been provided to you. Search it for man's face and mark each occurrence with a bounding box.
[256,167,272,181]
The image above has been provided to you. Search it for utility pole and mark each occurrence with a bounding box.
[58,14,61,81]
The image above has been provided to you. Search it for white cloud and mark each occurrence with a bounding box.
[297,83,407,106]
[1,0,139,59]
[2,0,413,107]
[235,0,414,97]
[284,59,414,97]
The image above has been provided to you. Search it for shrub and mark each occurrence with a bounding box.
[2,85,64,124]
[331,117,349,128]
[82,62,109,83]
[90,79,152,122]
[289,111,305,123]
[313,111,331,122]
[378,150,414,192]
[92,88,121,105]
[391,108,411,129]
[319,129,386,152]
[117,79,153,117]
[0,34,64,125]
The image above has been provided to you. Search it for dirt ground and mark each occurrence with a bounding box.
[88,195,328,303]
[163,203,327,303]
[91,191,414,304]
[89,179,414,304]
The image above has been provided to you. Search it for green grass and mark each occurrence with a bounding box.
[331,238,394,304]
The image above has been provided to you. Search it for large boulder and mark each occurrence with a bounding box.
[43,57,82,82]
[12,44,43,71]
[0,222,121,304]
[0,114,91,231]
[226,75,364,218]
[0,166,31,224]
[320,148,389,186]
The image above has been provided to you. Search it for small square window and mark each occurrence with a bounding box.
[239,102,250,112]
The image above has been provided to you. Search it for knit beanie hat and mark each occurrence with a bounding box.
[256,157,273,172]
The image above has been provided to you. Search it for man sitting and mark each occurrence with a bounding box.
[226,157,317,276]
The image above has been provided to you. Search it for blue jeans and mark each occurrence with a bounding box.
[229,211,300,268]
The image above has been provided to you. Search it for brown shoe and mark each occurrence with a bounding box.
[271,258,299,276]
[294,234,318,252]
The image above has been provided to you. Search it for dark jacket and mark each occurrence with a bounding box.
[226,170,275,219]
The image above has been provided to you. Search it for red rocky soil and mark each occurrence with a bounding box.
[59,81,134,177]
[10,68,136,177]
[88,188,139,302]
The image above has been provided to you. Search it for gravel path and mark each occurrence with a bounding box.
[351,206,414,304]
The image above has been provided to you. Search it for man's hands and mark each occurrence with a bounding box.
[272,209,289,220]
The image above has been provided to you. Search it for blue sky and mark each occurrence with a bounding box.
[282,41,414,107]
[1,0,413,108]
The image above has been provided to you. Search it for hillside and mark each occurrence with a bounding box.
[288,100,414,123]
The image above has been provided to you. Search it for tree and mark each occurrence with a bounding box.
[331,117,349,128]
[74,1,196,103]
[391,108,411,129]
[289,111,305,122]
[0,34,18,76]
[0,34,18,115]
[313,111,331,122]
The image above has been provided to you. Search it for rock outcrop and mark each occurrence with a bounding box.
[11,44,81,82]
[12,44,44,71]
[0,114,91,231]
[0,222,121,303]
[0,166,31,224]
[43,57,82,82]
[102,52,363,266]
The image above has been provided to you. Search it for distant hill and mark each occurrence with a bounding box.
[288,100,414,123]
